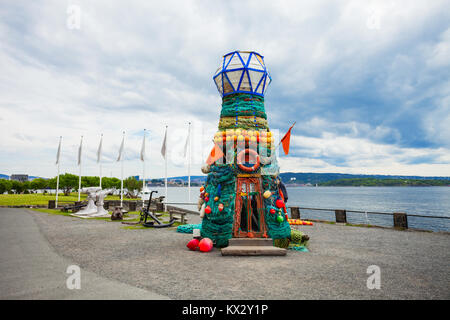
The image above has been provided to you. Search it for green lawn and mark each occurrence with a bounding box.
[30,208,180,228]
[0,192,123,206]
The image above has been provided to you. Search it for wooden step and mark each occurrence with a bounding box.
[221,245,286,256]
[228,238,274,246]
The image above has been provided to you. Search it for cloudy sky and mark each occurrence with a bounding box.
[0,0,449,179]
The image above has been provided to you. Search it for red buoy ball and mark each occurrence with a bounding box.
[270,208,276,214]
[275,199,284,208]
[199,238,213,252]
[186,239,199,251]
[205,206,212,214]
[204,197,210,202]
[218,203,224,212]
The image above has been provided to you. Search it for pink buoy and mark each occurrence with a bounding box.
[199,238,213,252]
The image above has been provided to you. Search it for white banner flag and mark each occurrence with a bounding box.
[183,126,190,158]
[140,130,146,162]
[56,136,62,165]
[77,136,83,166]
[161,127,167,159]
[97,134,103,163]
[117,133,124,162]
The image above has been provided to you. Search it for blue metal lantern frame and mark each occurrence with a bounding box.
[213,51,272,97]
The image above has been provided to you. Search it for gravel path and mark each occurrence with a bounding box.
[2,208,449,299]
[0,208,168,299]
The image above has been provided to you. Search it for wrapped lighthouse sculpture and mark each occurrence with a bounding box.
[198,51,292,248]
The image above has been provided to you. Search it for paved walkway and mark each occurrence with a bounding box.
[0,208,449,299]
[0,208,169,299]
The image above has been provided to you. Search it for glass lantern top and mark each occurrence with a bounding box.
[213,51,271,97]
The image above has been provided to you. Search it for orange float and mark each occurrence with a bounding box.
[288,219,314,226]
[237,149,260,172]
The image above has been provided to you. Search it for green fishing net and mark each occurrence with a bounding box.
[200,93,292,247]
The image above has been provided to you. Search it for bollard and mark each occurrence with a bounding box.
[128,201,137,212]
[291,207,300,219]
[335,209,347,223]
[48,200,56,209]
[393,212,408,229]
[73,201,83,213]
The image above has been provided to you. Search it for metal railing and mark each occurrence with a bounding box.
[290,206,450,232]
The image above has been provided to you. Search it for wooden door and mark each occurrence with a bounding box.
[233,177,268,238]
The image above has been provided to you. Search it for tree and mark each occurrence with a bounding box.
[11,180,25,194]
[102,177,121,189]
[0,179,12,194]
[59,173,79,196]
[31,178,48,191]
[82,176,99,188]
[124,177,141,198]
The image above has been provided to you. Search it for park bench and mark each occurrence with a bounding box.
[60,201,86,213]
[168,208,188,225]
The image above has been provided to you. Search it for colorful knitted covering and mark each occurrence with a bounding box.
[262,174,291,240]
[201,92,291,247]
[200,164,236,247]
[221,94,267,119]
[218,93,268,130]
[176,223,202,234]
[218,116,268,130]
[288,244,309,252]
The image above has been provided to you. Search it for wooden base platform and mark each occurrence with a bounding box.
[221,238,287,256]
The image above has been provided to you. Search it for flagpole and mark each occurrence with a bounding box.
[99,134,103,189]
[165,125,168,212]
[120,131,124,208]
[56,159,60,207]
[187,122,191,202]
[78,135,83,201]
[121,156,124,207]
[55,136,62,208]
[142,129,146,208]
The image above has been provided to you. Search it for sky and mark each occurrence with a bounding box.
[0,0,449,179]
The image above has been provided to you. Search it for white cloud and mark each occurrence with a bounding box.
[0,0,449,178]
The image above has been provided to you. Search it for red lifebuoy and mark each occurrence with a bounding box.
[237,149,260,172]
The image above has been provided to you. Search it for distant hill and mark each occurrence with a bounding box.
[157,172,450,185]
[3,172,449,184]
[278,172,450,184]
[167,176,206,182]
[320,177,450,187]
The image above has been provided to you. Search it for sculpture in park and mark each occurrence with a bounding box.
[198,51,292,248]
[73,187,113,218]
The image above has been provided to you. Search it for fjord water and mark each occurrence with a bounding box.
[153,186,450,232]
[286,187,450,232]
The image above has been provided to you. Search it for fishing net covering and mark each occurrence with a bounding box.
[200,164,236,247]
[199,92,292,247]
[177,223,202,234]
[261,174,292,241]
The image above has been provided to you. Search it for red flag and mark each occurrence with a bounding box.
[206,143,224,165]
[280,122,295,155]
